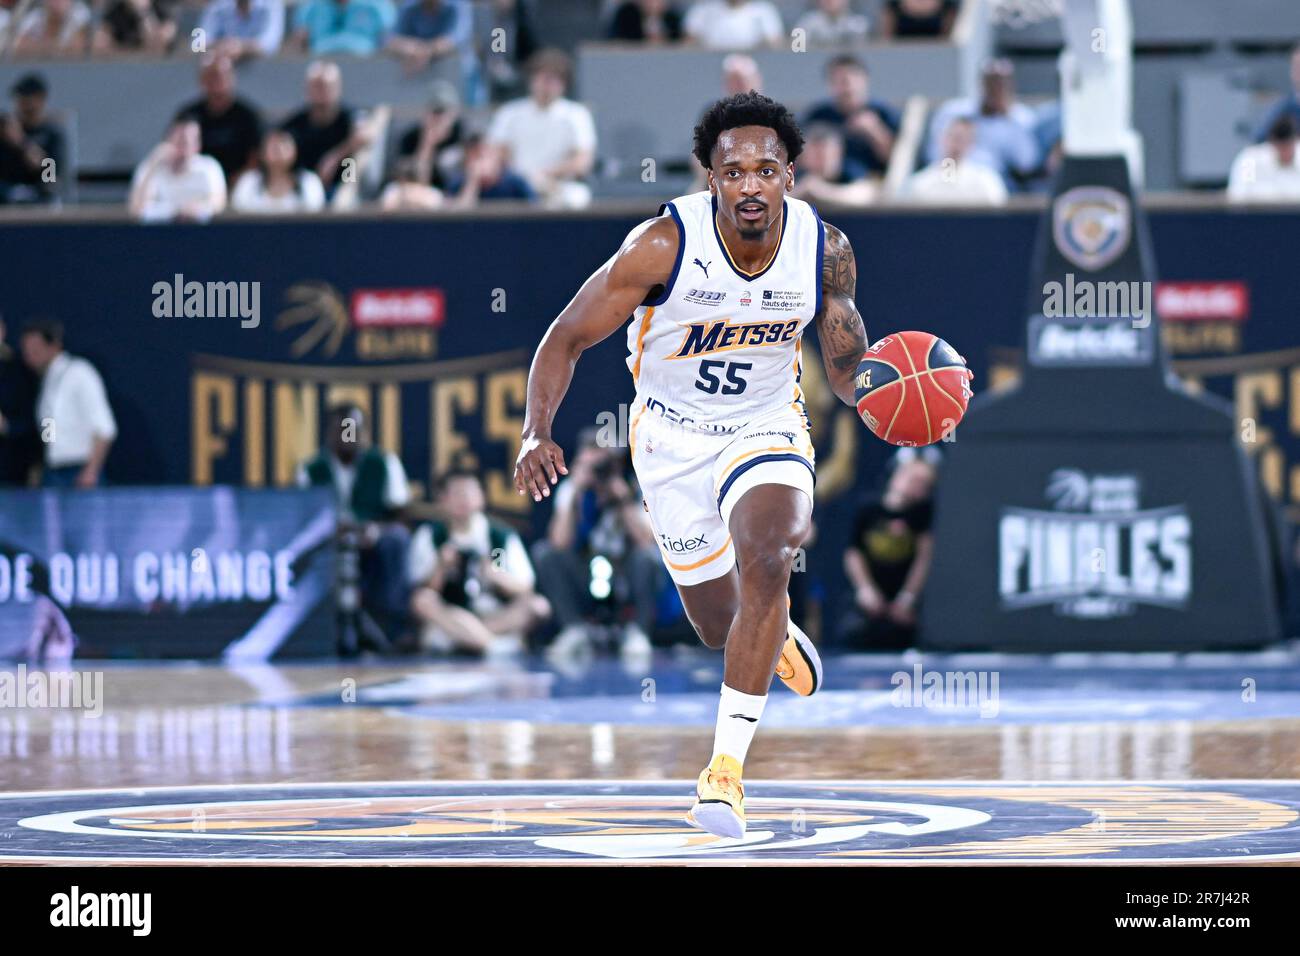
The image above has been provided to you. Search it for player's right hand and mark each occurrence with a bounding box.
[514,431,568,502]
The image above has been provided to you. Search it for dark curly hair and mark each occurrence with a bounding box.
[692,91,805,170]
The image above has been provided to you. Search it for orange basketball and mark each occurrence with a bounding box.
[853,331,973,446]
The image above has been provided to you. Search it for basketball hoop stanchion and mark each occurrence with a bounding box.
[920,1,1282,650]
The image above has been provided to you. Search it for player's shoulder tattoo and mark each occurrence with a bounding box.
[821,222,857,301]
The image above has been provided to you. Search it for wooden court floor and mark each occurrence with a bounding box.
[1,657,1298,864]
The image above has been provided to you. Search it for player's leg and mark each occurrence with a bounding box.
[676,568,739,649]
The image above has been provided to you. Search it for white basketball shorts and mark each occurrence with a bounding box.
[628,399,816,586]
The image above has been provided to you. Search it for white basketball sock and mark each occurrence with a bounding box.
[712,682,768,766]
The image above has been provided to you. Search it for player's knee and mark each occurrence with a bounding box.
[689,608,731,649]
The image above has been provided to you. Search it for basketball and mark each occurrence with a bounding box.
[854,331,973,446]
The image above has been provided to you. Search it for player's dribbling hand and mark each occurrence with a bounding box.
[514,431,568,502]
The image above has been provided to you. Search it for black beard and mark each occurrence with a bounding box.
[736,219,766,240]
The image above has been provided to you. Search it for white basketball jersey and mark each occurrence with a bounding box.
[625,190,824,432]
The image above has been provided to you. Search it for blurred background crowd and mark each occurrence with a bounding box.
[1,0,1298,217]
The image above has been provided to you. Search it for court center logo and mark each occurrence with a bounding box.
[998,468,1192,619]
[1052,186,1130,272]
[2,781,1297,863]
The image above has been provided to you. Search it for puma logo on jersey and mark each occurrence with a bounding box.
[670,318,800,359]
[693,258,711,277]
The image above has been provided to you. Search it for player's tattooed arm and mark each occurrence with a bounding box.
[816,222,868,408]
[515,214,678,502]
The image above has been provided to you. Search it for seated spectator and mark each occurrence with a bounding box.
[408,470,550,655]
[231,130,326,213]
[91,0,176,55]
[0,73,65,205]
[721,51,763,95]
[379,156,444,209]
[608,0,684,43]
[476,0,539,101]
[444,133,534,204]
[1228,115,1300,203]
[393,79,464,191]
[289,0,395,56]
[1253,43,1300,143]
[902,116,1007,204]
[487,49,595,209]
[791,123,876,206]
[878,0,956,38]
[803,55,899,176]
[197,0,286,60]
[12,0,91,57]
[175,54,264,184]
[838,455,937,649]
[297,403,411,648]
[281,60,369,195]
[531,429,661,661]
[684,0,782,50]
[926,58,1040,190]
[690,54,764,189]
[794,0,869,48]
[128,117,227,222]
[386,0,471,75]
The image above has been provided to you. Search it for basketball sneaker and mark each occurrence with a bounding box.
[775,618,822,696]
[685,754,746,839]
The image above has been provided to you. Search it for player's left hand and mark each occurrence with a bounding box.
[514,431,568,502]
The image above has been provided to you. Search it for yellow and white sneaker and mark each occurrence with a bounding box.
[775,619,823,696]
[685,754,746,839]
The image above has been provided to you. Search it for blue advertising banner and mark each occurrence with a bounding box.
[0,206,1295,647]
[0,488,336,658]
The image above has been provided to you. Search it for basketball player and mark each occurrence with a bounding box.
[514,92,868,839]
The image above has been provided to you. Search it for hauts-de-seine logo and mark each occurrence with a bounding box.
[999,468,1191,619]
[2,781,1297,863]
[1052,186,1131,272]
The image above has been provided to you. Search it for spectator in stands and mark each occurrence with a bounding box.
[231,129,327,213]
[0,315,40,487]
[722,51,763,94]
[487,49,596,209]
[838,455,937,649]
[175,54,264,184]
[531,429,661,662]
[926,58,1039,190]
[878,0,956,38]
[91,0,176,54]
[803,55,899,176]
[281,60,368,196]
[476,0,538,101]
[297,403,411,641]
[1253,43,1300,143]
[608,0,684,43]
[379,156,443,209]
[902,116,1007,204]
[12,0,91,57]
[197,0,286,60]
[289,0,395,55]
[408,469,550,656]
[393,79,463,191]
[19,317,117,489]
[445,132,534,204]
[0,73,65,205]
[792,123,876,206]
[683,0,782,50]
[128,117,228,221]
[1228,114,1300,203]
[387,0,470,75]
[794,0,869,48]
